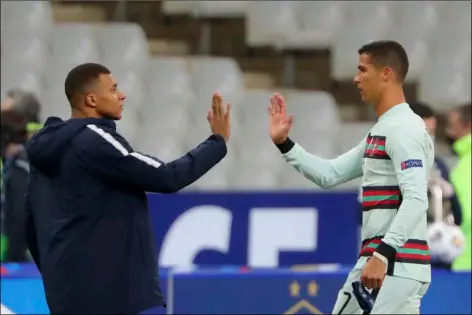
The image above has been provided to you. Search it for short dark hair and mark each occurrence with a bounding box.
[456,103,471,127]
[409,102,435,119]
[64,63,111,107]
[358,40,409,82]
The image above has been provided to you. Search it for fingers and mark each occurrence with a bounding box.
[207,108,213,122]
[212,92,222,118]
[224,102,231,122]
[361,275,382,290]
[275,93,287,115]
[269,96,277,116]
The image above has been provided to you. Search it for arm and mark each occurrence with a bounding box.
[374,130,431,261]
[79,125,227,193]
[275,137,365,189]
[435,158,463,225]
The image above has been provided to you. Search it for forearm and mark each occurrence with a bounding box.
[276,138,362,189]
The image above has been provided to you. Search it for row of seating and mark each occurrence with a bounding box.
[1,1,470,111]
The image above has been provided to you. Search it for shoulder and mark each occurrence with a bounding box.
[73,124,133,154]
[385,114,429,143]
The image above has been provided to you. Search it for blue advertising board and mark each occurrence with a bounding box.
[147,192,360,268]
[1,264,471,314]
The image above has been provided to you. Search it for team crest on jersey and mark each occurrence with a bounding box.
[401,159,423,170]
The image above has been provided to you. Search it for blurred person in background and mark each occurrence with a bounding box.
[0,110,30,262]
[1,89,43,139]
[409,102,462,226]
[446,103,471,271]
[409,102,463,271]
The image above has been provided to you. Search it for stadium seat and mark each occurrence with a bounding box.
[230,159,283,190]
[137,96,191,142]
[1,1,53,42]
[1,35,48,76]
[387,2,442,81]
[147,57,193,106]
[437,1,471,33]
[1,65,43,101]
[419,63,471,111]
[116,103,141,146]
[240,89,273,125]
[51,23,100,66]
[287,91,340,135]
[193,1,248,18]
[96,23,149,75]
[338,122,374,154]
[110,68,146,110]
[331,1,396,80]
[191,57,245,113]
[245,1,299,48]
[282,1,349,50]
[40,88,71,122]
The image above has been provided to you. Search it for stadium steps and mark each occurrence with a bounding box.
[148,39,190,56]
[243,73,275,90]
[52,2,108,23]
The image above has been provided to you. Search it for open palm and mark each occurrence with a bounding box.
[268,93,294,144]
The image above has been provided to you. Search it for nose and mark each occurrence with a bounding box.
[353,75,360,84]
[119,93,126,101]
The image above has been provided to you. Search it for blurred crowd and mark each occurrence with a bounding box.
[1,90,42,262]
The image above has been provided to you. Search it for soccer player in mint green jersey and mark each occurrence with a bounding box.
[268,40,434,314]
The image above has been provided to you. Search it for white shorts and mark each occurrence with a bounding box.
[332,268,430,314]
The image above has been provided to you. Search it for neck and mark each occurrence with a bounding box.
[71,107,102,119]
[373,85,406,117]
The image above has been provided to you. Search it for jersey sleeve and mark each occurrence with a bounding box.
[275,137,365,189]
[375,129,431,261]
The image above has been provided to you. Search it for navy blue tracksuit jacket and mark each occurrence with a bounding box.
[25,117,227,314]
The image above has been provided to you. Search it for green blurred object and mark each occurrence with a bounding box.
[27,122,43,133]
[0,234,7,262]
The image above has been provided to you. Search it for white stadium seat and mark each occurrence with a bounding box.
[147,57,193,106]
[331,1,396,80]
[96,23,149,75]
[283,1,349,50]
[245,1,299,48]
[51,23,100,66]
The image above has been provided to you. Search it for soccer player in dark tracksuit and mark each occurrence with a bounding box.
[25,63,231,314]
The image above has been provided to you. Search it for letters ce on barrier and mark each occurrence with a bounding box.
[147,191,361,268]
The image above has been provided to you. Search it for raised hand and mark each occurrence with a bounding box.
[268,93,294,144]
[207,92,231,142]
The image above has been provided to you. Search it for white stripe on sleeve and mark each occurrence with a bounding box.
[87,124,128,156]
[87,124,162,168]
[130,152,162,168]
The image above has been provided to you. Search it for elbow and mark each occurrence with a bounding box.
[403,191,429,212]
[159,183,181,194]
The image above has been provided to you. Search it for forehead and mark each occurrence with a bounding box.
[449,110,461,122]
[97,73,117,86]
[358,53,373,66]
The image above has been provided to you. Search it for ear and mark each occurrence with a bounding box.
[382,67,393,82]
[84,94,97,108]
